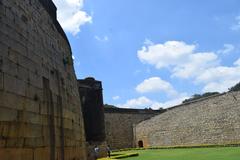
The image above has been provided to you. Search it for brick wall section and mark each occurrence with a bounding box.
[135,91,240,147]
[104,108,162,149]
[0,0,86,160]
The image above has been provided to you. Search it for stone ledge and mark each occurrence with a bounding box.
[104,107,164,114]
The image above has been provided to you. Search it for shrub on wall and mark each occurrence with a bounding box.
[229,82,240,92]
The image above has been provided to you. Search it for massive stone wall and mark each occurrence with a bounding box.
[78,78,105,142]
[135,91,240,147]
[104,108,162,149]
[78,78,107,159]
[0,0,86,160]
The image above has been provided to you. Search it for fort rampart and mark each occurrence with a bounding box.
[135,91,240,147]
[0,0,86,159]
[104,108,162,149]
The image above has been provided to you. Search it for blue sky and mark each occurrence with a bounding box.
[53,0,240,109]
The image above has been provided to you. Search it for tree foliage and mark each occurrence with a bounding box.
[104,104,117,108]
[182,92,219,103]
[229,82,240,92]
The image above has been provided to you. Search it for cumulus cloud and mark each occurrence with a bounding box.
[234,58,240,66]
[137,40,240,93]
[231,16,240,31]
[136,77,177,96]
[138,41,218,79]
[117,95,189,109]
[95,35,109,42]
[117,96,158,109]
[196,65,240,92]
[138,41,196,69]
[217,44,235,55]
[112,96,120,100]
[53,0,92,35]
[172,52,218,78]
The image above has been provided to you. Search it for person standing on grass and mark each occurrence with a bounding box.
[94,146,99,160]
[106,145,111,158]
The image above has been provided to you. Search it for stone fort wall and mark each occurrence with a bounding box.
[104,108,162,149]
[135,91,240,147]
[0,0,86,160]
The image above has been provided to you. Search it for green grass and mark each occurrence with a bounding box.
[108,147,240,160]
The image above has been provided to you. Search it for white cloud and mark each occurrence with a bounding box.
[138,41,196,69]
[53,0,92,35]
[117,94,189,109]
[117,96,161,109]
[144,39,154,46]
[172,52,218,78]
[234,58,240,66]
[217,44,235,55]
[112,96,120,100]
[196,66,240,92]
[94,35,109,42]
[231,16,240,31]
[138,41,218,79]
[137,40,240,93]
[159,95,189,109]
[136,77,177,96]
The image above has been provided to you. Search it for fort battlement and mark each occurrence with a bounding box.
[135,91,240,147]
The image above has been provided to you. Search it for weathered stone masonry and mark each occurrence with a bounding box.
[0,0,86,160]
[78,77,107,159]
[104,108,162,149]
[135,91,240,147]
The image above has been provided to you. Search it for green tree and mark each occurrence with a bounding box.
[229,82,240,92]
[182,92,219,103]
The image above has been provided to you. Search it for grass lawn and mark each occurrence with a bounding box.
[102,147,240,160]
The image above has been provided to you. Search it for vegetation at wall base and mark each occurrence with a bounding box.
[102,146,240,160]
[98,152,139,160]
[112,143,240,152]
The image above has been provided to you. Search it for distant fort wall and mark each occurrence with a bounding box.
[104,108,163,149]
[0,0,86,160]
[135,91,240,147]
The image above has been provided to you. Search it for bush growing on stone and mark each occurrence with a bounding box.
[182,92,219,103]
[229,81,240,92]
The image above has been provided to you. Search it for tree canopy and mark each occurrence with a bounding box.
[229,82,240,92]
[182,92,219,103]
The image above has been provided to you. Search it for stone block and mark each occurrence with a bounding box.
[17,54,36,73]
[0,72,3,90]
[19,111,42,125]
[25,84,42,100]
[5,138,24,147]
[0,139,6,147]
[29,71,42,88]
[34,147,50,160]
[2,58,18,76]
[0,92,25,110]
[0,107,17,122]
[0,148,33,160]
[24,137,44,147]
[4,74,26,96]
[0,42,8,58]
[8,47,18,63]
[17,64,29,82]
